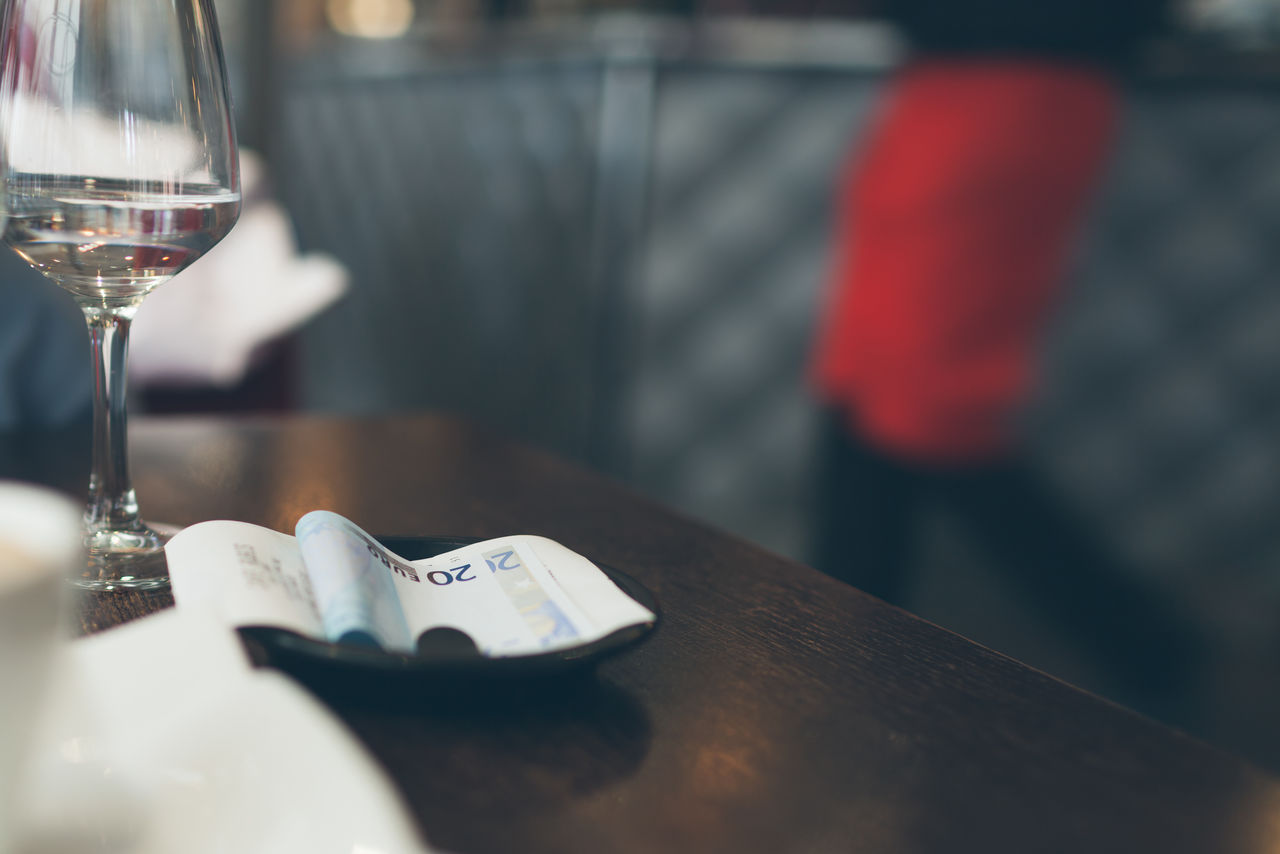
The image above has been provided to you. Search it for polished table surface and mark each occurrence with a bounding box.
[13,413,1280,854]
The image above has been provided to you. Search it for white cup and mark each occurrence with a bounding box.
[0,483,81,851]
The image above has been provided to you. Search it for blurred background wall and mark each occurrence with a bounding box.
[197,0,1280,771]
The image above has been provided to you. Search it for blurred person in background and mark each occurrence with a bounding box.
[810,0,1199,713]
[0,252,92,487]
[0,253,91,433]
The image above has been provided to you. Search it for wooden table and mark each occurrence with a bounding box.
[10,414,1280,854]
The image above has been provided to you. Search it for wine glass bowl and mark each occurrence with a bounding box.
[0,0,241,589]
[6,179,240,301]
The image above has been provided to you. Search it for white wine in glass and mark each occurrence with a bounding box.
[0,0,241,589]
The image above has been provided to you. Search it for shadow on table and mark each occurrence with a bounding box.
[298,671,652,851]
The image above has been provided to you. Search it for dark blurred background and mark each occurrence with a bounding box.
[82,0,1280,771]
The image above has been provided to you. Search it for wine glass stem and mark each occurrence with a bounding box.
[81,304,144,536]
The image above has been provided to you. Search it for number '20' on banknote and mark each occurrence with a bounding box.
[166,511,655,657]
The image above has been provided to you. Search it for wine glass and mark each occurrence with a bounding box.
[0,0,241,590]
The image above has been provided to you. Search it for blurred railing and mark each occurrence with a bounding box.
[272,18,892,561]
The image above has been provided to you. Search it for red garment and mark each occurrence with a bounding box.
[812,60,1118,462]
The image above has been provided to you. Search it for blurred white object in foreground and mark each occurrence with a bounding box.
[12,610,433,853]
[0,484,81,854]
[130,152,348,389]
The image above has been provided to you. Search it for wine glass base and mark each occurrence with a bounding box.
[73,522,181,591]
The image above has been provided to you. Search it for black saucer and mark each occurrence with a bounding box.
[237,536,660,687]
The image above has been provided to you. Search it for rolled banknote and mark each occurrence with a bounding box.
[295,511,413,651]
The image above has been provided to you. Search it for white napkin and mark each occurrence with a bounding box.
[10,611,432,854]
[130,154,348,389]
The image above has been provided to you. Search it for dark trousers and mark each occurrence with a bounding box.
[811,411,1202,721]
